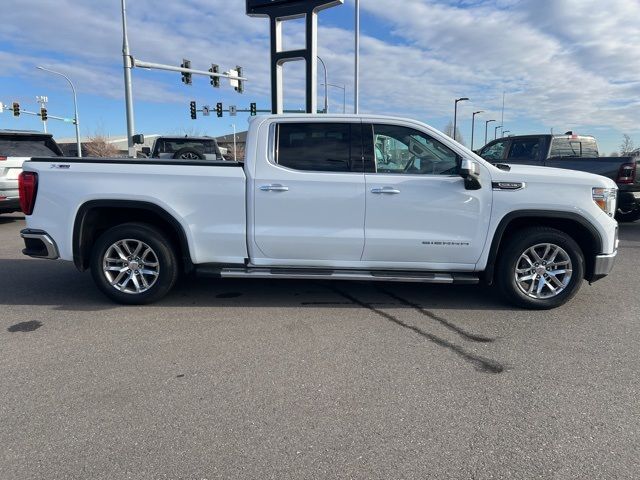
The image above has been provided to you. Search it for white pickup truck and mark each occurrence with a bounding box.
[19,114,618,309]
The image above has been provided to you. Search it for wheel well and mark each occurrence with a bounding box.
[73,202,193,273]
[486,215,601,283]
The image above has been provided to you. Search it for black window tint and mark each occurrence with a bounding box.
[508,139,540,160]
[277,123,352,172]
[550,137,599,158]
[480,140,507,161]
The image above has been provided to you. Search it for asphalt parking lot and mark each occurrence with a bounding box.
[0,213,638,480]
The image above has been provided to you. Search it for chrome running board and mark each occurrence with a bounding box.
[197,266,479,285]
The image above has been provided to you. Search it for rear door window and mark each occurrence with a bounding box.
[507,139,540,160]
[0,136,62,157]
[276,123,355,172]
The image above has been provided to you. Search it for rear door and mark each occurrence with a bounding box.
[251,120,366,265]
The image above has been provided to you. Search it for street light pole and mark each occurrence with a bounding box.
[495,125,503,140]
[453,97,469,142]
[322,83,346,113]
[36,67,81,157]
[317,56,329,114]
[471,110,483,151]
[502,130,511,137]
[484,119,495,145]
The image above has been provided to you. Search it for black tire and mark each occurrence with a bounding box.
[90,223,178,305]
[172,147,205,160]
[615,209,640,223]
[496,227,585,310]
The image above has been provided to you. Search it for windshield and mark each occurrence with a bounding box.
[0,135,63,157]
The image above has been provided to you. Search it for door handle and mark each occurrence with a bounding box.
[260,184,289,192]
[371,187,401,195]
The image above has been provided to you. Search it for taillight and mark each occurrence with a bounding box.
[18,172,38,215]
[0,156,7,161]
[616,163,636,184]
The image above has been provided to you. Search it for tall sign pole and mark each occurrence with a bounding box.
[247,0,344,114]
[354,0,360,114]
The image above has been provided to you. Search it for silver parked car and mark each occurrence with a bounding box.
[0,130,64,214]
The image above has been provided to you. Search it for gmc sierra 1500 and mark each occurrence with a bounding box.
[19,115,618,309]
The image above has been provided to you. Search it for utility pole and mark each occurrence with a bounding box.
[495,125,502,140]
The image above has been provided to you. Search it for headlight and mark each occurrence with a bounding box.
[592,187,617,217]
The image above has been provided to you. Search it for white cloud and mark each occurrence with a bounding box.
[1,0,638,139]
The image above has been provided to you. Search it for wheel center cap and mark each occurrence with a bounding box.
[129,261,140,270]
[536,266,546,276]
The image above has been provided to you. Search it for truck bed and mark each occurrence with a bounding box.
[25,157,248,265]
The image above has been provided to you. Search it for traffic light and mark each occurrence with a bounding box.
[190,101,197,120]
[209,64,220,88]
[12,102,20,117]
[234,66,244,94]
[216,103,223,118]
[181,59,192,85]
[250,103,257,116]
[40,107,48,122]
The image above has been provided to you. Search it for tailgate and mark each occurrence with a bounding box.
[0,156,29,178]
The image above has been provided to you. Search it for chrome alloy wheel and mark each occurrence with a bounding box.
[514,243,573,299]
[102,239,160,294]
[179,152,200,159]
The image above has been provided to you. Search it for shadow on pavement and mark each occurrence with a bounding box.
[0,257,512,312]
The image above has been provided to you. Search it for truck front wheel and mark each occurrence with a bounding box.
[90,223,178,305]
[496,227,585,310]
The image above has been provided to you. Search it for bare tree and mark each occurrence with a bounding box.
[443,120,465,145]
[620,134,635,155]
[84,134,120,157]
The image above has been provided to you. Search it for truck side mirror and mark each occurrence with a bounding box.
[460,158,482,190]
[132,134,145,145]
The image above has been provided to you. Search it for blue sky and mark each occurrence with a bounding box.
[1,0,639,155]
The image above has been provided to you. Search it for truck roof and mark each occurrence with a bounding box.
[0,129,55,137]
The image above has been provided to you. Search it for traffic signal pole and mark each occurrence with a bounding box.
[121,0,136,159]
[120,0,247,157]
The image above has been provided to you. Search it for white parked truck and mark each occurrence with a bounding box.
[19,115,618,309]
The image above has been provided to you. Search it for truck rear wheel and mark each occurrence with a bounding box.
[496,227,585,310]
[90,223,178,305]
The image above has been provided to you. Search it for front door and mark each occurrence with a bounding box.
[362,122,492,268]
[252,121,366,265]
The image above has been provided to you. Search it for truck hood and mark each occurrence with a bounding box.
[491,163,617,189]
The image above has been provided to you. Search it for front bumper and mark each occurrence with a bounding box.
[20,229,60,260]
[590,251,617,283]
[617,190,640,212]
